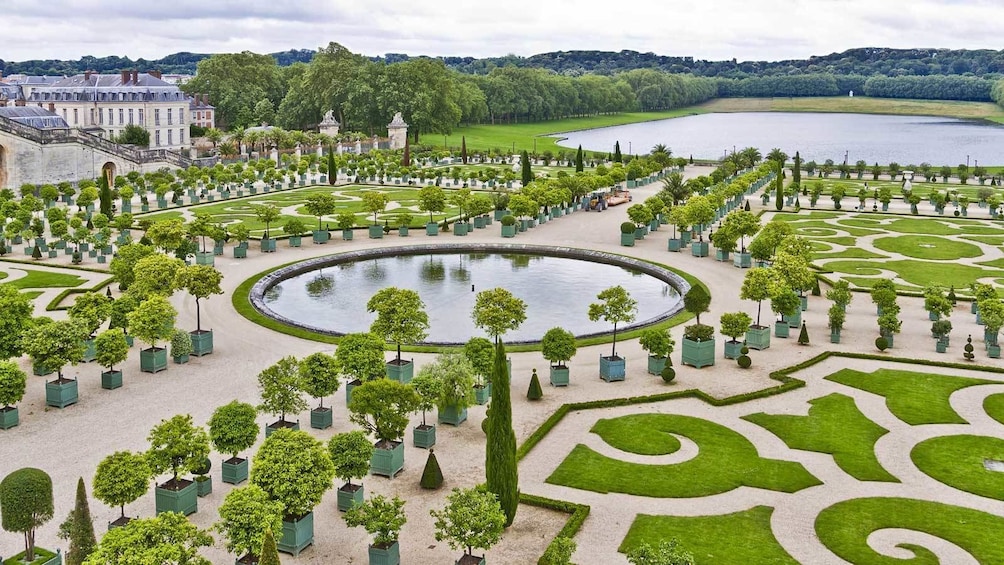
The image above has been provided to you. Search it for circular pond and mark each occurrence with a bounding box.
[250,244,689,345]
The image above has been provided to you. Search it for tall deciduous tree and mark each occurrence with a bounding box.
[0,284,33,360]
[93,451,150,521]
[19,319,87,380]
[251,428,335,519]
[587,285,638,358]
[85,512,213,565]
[174,265,224,332]
[257,356,308,426]
[367,287,430,363]
[214,485,283,561]
[431,487,506,559]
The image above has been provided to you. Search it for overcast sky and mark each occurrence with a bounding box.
[2,0,1002,64]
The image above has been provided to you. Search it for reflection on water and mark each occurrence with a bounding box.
[264,253,681,342]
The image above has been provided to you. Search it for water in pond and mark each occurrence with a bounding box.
[263,253,680,343]
[555,112,1004,166]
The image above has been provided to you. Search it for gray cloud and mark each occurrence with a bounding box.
[1,0,1001,63]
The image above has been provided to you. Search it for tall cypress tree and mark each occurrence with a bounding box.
[61,477,97,565]
[793,151,802,186]
[327,146,336,185]
[575,145,584,173]
[521,150,532,186]
[461,136,468,164]
[774,162,784,211]
[402,137,411,167]
[613,141,622,163]
[485,341,518,526]
[98,174,113,219]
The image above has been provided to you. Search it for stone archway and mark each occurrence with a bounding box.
[101,161,116,187]
[0,145,7,189]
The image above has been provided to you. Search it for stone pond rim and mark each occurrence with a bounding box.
[246,243,693,346]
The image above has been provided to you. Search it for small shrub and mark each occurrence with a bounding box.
[620,221,636,234]
[420,449,443,490]
[501,215,516,226]
[875,336,889,351]
[740,345,749,355]
[527,369,543,400]
[683,323,714,342]
[660,365,676,383]
[738,355,752,369]
[171,330,192,358]
[797,323,809,345]
[964,335,975,361]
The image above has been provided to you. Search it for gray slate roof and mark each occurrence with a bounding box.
[27,73,185,103]
[0,106,69,129]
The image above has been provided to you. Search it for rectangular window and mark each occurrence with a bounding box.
[118,109,124,125]
[155,130,161,146]
[108,108,114,125]
[62,109,67,121]
[168,129,173,146]
[73,109,78,125]
[128,109,134,124]
[154,109,160,126]
[167,108,172,125]
[139,109,144,125]
[93,108,98,125]
[179,108,184,124]
[180,128,185,144]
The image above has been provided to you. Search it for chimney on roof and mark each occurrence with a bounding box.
[15,99,25,107]
[47,103,55,112]
[121,70,130,84]
[148,70,161,79]
[132,70,138,84]
[84,70,92,81]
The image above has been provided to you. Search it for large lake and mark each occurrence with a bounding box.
[555,112,1004,165]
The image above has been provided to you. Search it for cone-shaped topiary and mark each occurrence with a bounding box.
[259,528,280,565]
[527,369,543,401]
[798,323,809,345]
[811,277,821,296]
[59,477,96,565]
[32,244,42,260]
[420,449,444,490]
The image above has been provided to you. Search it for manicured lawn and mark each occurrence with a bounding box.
[0,271,6,280]
[743,393,898,482]
[825,368,997,425]
[813,248,886,260]
[911,434,1004,501]
[871,235,982,260]
[824,259,1004,289]
[545,413,821,497]
[840,217,1004,236]
[5,269,87,289]
[984,393,1004,425]
[815,497,1004,565]
[620,507,798,565]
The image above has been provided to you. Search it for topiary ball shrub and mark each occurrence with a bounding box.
[501,215,516,226]
[875,336,889,351]
[965,335,975,361]
[738,355,752,369]
[740,345,749,355]
[481,405,490,434]
[620,221,636,234]
[660,365,676,383]
[527,369,543,401]
[420,449,443,490]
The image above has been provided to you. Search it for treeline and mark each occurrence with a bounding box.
[182,44,719,134]
[0,49,314,77]
[717,74,993,101]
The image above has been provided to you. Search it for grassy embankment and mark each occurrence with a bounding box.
[442,97,1004,154]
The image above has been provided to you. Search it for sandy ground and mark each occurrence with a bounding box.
[3,166,1004,564]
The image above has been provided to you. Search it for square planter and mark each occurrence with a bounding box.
[386,359,414,383]
[80,338,97,363]
[936,340,947,353]
[398,226,409,237]
[190,330,213,357]
[646,356,667,376]
[221,457,249,485]
[265,420,300,438]
[456,554,486,565]
[343,229,354,241]
[195,251,214,266]
[6,548,60,565]
[155,479,198,516]
[830,331,841,344]
[195,476,212,497]
[474,216,487,229]
[634,227,646,240]
[723,341,743,360]
[774,322,790,338]
[369,541,401,565]
[691,241,709,257]
[278,512,314,556]
[501,225,516,238]
[549,365,570,386]
[369,225,384,239]
[310,407,333,430]
[438,404,468,426]
[426,222,439,236]
[0,406,19,429]
[620,233,635,246]
[260,238,276,253]
[33,361,54,377]
[101,370,123,390]
[233,246,247,259]
[990,345,1001,359]
[173,354,190,365]
[667,238,682,252]
[213,241,225,256]
[784,310,802,329]
[599,355,626,382]
[337,483,364,512]
[715,249,730,262]
[800,295,809,312]
[46,378,78,408]
[370,441,405,478]
[474,383,491,405]
[681,338,715,369]
[140,347,168,373]
[413,424,436,448]
[454,223,469,236]
[745,326,771,350]
[346,380,360,405]
[313,230,330,244]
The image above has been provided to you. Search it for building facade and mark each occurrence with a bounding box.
[188,93,215,129]
[27,71,189,150]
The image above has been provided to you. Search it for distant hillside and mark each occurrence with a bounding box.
[3,47,1002,80]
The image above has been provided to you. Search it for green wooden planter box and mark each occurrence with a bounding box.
[221,457,249,485]
[936,339,947,353]
[6,548,61,565]
[667,238,682,252]
[46,378,78,408]
[549,366,570,386]
[265,420,299,438]
[140,348,168,373]
[370,441,405,478]
[501,225,516,238]
[620,233,635,246]
[173,354,190,365]
[681,338,715,369]
[474,216,487,229]
[369,225,384,239]
[413,424,436,448]
[310,407,333,430]
[715,249,730,262]
[190,330,213,356]
[800,295,808,311]
[745,326,771,350]
[346,380,360,405]
[680,230,692,245]
[386,360,414,383]
[633,227,646,240]
[830,331,841,344]
[398,226,409,237]
[439,404,468,426]
[313,230,330,244]
[723,341,743,360]
[454,223,469,236]
[774,322,790,338]
[691,241,709,257]
[784,310,802,329]
[426,222,439,236]
[32,361,54,376]
[599,355,626,382]
[990,345,1001,358]
[343,229,354,241]
[80,338,97,363]
[278,512,314,556]
[101,370,123,390]
[0,406,19,429]
[195,476,212,497]
[260,238,276,253]
[646,356,667,375]
[195,252,214,266]
[155,480,198,516]
[213,241,225,255]
[474,384,491,404]
[369,542,401,565]
[455,554,486,565]
[233,246,247,259]
[337,483,364,511]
